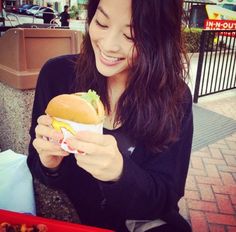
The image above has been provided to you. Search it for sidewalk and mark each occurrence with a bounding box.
[180,89,236,231]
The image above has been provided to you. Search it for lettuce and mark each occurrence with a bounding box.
[80,89,100,104]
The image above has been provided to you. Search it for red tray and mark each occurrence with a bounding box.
[0,209,113,232]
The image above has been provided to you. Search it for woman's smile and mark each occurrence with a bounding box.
[99,50,124,66]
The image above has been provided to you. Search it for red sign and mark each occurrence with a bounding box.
[204,19,236,36]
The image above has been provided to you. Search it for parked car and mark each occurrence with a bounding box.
[26,6,45,16]
[34,7,59,18]
[17,4,38,14]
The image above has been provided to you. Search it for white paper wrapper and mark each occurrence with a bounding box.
[54,117,103,154]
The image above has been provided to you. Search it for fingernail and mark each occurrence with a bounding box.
[77,150,85,155]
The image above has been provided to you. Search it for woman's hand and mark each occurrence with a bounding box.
[66,132,124,182]
[33,115,69,169]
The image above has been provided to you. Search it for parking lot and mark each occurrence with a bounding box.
[4,12,86,31]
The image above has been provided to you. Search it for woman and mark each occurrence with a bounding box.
[27,0,193,231]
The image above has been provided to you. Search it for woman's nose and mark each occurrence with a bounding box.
[101,30,121,52]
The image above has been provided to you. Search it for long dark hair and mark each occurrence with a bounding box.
[73,0,189,152]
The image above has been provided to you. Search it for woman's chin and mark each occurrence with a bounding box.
[95,62,121,77]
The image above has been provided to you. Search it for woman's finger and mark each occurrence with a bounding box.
[35,124,63,142]
[75,131,116,146]
[37,114,53,125]
[66,137,106,155]
[33,137,67,156]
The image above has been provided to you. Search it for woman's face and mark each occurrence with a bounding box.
[89,0,136,81]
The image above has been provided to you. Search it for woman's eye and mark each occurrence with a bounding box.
[95,19,107,28]
[124,34,133,41]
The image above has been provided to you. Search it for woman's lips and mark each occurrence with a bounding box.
[99,51,124,66]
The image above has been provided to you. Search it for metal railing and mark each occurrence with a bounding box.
[5,12,20,26]
[194,29,236,103]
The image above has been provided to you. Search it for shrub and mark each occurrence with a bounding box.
[69,4,87,19]
[182,27,202,53]
[69,5,78,19]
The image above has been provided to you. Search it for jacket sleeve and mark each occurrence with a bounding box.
[27,55,77,189]
[99,87,193,220]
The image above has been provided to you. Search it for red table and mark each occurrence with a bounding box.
[0,209,113,232]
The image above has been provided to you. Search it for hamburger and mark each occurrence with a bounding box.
[45,90,105,153]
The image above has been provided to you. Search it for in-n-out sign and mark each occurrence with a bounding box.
[205,19,236,29]
[204,19,236,36]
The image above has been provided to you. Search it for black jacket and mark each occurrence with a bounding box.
[43,7,55,24]
[27,54,193,232]
[60,11,70,27]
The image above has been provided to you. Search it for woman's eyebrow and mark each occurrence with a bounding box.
[97,6,109,19]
